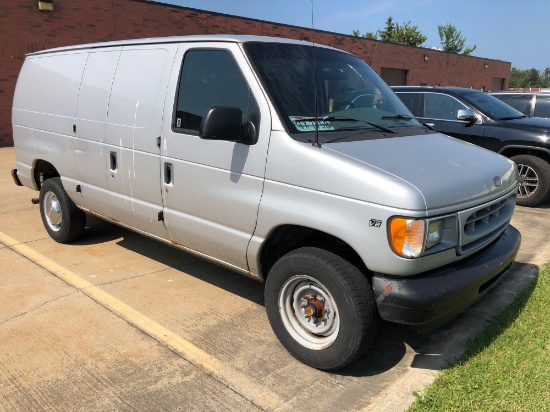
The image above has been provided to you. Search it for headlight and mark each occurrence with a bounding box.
[389,217,443,258]
[426,219,443,249]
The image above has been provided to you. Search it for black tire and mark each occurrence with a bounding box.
[511,155,550,207]
[265,247,378,370]
[39,177,86,243]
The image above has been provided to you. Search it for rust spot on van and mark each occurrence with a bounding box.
[376,282,393,303]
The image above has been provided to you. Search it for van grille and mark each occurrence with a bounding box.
[457,193,516,255]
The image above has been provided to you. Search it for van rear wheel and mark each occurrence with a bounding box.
[39,177,86,243]
[265,247,377,370]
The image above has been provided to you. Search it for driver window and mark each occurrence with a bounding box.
[498,95,532,116]
[325,65,381,112]
[174,50,250,132]
[424,93,468,120]
[535,95,550,118]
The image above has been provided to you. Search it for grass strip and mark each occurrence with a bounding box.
[409,263,550,412]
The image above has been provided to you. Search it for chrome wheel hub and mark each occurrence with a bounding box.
[43,191,62,231]
[517,163,539,199]
[279,275,339,350]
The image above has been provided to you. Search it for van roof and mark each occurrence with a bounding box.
[28,34,331,56]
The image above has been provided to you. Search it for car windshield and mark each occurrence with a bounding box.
[460,91,525,120]
[244,42,420,139]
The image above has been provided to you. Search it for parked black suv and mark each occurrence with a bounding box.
[393,86,550,206]
[490,91,550,119]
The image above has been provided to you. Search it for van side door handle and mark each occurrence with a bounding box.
[110,151,117,170]
[164,162,172,184]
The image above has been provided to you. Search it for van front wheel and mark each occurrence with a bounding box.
[265,247,377,370]
[39,177,86,243]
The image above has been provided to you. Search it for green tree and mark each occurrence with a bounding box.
[352,29,377,39]
[509,67,550,88]
[543,68,550,87]
[438,23,477,55]
[509,67,527,88]
[353,16,427,47]
[392,21,427,47]
[378,16,396,42]
[526,68,542,87]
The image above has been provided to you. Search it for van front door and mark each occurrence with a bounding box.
[105,45,177,239]
[160,44,271,272]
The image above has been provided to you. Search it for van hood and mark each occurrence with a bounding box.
[326,133,517,211]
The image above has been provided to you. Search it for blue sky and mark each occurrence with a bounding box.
[161,0,548,71]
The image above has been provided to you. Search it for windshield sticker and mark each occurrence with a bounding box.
[290,116,335,132]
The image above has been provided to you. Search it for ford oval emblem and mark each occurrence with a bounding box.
[493,176,502,187]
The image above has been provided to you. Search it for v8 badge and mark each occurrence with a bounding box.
[369,219,382,228]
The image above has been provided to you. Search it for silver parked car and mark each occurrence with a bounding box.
[491,90,550,118]
[11,35,520,370]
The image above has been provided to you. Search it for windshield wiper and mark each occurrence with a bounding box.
[417,119,435,130]
[498,115,528,120]
[381,114,413,120]
[295,115,395,134]
[327,116,395,133]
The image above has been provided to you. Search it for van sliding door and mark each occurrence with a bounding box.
[105,45,178,238]
[74,49,121,217]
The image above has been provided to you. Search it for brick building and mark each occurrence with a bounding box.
[0,0,511,147]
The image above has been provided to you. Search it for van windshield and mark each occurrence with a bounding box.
[244,42,420,140]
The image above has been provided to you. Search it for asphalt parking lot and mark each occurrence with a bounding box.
[1,146,549,411]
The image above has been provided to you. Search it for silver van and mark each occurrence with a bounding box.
[11,35,521,370]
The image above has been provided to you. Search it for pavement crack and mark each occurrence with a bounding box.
[0,273,52,289]
[87,267,173,288]
[0,290,77,326]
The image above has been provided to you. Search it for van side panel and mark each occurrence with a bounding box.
[104,46,176,238]
[76,50,121,144]
[12,52,88,187]
[73,49,121,216]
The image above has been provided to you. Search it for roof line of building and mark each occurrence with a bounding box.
[132,0,510,65]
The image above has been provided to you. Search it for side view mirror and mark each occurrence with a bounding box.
[199,107,258,145]
[457,109,479,125]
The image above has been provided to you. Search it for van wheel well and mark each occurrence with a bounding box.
[33,160,59,189]
[260,225,369,281]
[500,148,550,164]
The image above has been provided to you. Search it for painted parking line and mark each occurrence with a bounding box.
[0,230,280,410]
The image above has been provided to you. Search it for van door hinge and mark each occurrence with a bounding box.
[157,211,164,221]
[73,124,76,133]
[76,184,81,193]
[156,136,161,148]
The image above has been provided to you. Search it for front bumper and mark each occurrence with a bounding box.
[372,225,521,333]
